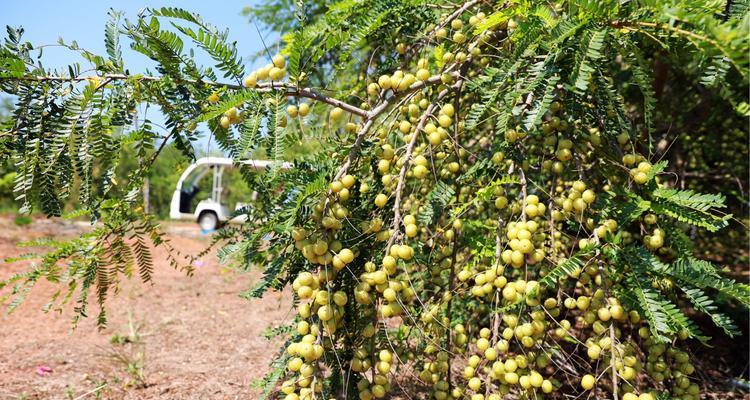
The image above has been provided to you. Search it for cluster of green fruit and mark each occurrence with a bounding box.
[243,54,288,88]
[219,106,240,129]
[211,54,316,132]
[272,6,708,400]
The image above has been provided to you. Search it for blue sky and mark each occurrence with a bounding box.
[1,0,279,155]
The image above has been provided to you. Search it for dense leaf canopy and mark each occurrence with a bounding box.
[1,0,748,399]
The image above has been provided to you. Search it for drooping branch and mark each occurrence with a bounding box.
[385,83,458,249]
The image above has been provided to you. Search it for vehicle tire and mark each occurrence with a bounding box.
[197,211,219,231]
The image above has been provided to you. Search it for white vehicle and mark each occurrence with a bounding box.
[170,157,292,230]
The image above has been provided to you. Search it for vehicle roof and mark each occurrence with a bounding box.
[193,157,293,170]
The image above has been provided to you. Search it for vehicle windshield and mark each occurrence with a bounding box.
[177,165,218,214]
[180,164,256,211]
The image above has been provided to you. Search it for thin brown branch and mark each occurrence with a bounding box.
[610,323,619,400]
[0,73,371,118]
[519,167,528,222]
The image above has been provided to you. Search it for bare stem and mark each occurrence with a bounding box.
[519,167,528,223]
[610,323,619,400]
[386,100,441,248]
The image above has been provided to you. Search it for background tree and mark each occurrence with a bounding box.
[0,97,17,211]
[1,1,748,399]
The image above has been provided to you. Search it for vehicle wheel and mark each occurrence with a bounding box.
[197,211,219,231]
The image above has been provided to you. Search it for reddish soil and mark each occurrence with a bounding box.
[0,217,293,399]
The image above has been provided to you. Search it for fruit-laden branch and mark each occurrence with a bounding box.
[0,73,370,118]
[424,0,480,42]
[368,73,453,118]
[386,83,457,249]
[327,70,462,189]
[1,69,467,121]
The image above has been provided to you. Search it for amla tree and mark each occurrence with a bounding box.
[1,1,748,399]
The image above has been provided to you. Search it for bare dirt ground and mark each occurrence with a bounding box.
[0,217,293,400]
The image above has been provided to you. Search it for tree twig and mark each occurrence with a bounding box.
[0,74,371,118]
